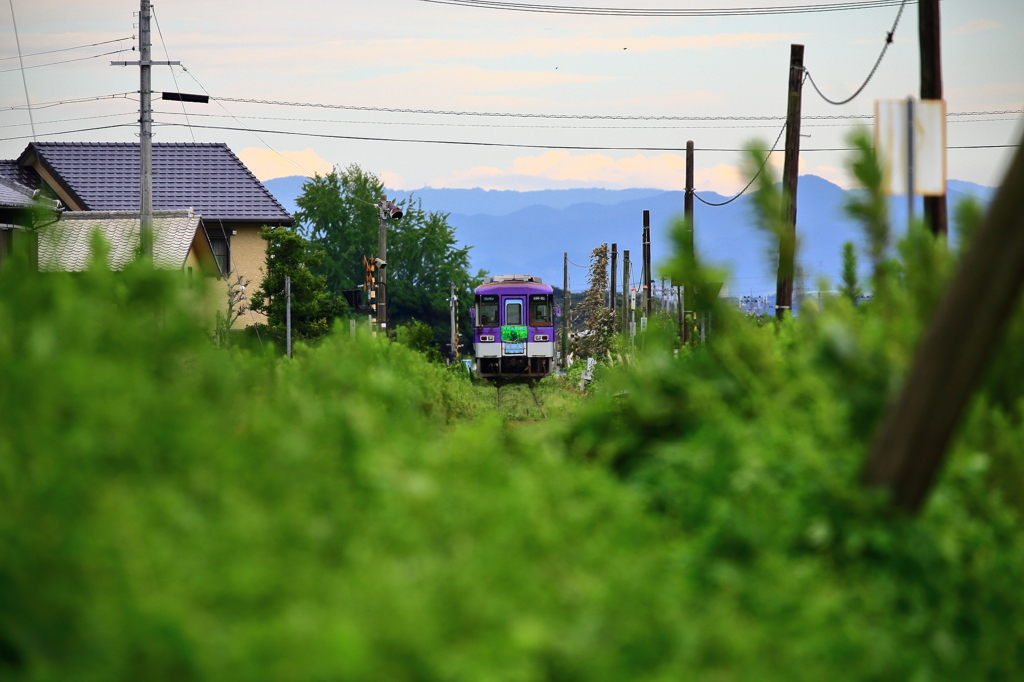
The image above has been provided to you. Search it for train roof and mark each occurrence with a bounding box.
[475,274,552,294]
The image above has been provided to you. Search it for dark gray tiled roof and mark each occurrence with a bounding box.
[39,210,202,271]
[0,160,41,190]
[21,142,292,224]
[0,177,36,208]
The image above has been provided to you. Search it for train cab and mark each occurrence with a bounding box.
[472,275,555,380]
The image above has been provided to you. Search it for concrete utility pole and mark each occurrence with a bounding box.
[138,0,154,258]
[285,275,292,359]
[562,252,568,369]
[621,250,630,336]
[610,243,617,315]
[111,0,179,260]
[919,0,947,236]
[777,43,805,319]
[449,281,458,363]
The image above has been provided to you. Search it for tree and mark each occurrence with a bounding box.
[576,244,616,358]
[249,226,346,342]
[839,241,862,303]
[293,164,484,347]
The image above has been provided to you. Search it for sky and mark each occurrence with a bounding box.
[1,0,1021,194]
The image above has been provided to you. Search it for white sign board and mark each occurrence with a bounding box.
[874,99,947,197]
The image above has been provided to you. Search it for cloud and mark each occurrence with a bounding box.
[429,150,750,193]
[379,171,408,190]
[953,20,1002,35]
[236,147,333,181]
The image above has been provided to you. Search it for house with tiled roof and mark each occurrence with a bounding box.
[0,175,61,269]
[6,142,293,325]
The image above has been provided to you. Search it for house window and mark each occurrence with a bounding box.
[210,235,230,276]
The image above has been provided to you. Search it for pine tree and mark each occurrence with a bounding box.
[839,241,863,303]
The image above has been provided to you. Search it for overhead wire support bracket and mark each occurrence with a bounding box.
[110,60,179,66]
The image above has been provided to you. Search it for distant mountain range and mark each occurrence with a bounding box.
[264,176,994,296]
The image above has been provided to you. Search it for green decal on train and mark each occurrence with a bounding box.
[501,325,528,343]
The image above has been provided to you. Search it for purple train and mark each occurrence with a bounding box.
[471,274,556,381]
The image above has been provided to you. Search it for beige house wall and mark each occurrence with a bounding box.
[229,224,269,328]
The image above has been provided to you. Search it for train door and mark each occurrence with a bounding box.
[502,297,527,356]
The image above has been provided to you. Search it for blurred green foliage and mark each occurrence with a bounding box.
[1,136,1023,681]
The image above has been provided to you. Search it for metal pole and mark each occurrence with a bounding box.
[450,281,458,362]
[139,0,153,259]
[907,96,915,228]
[562,252,568,369]
[777,43,804,319]
[377,196,387,337]
[919,0,947,236]
[285,275,292,359]
[621,250,630,336]
[610,243,617,315]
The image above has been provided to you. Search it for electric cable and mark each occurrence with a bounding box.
[693,121,787,206]
[803,0,907,105]
[0,92,135,113]
[151,8,194,143]
[0,49,128,74]
[0,111,138,129]
[418,0,912,17]
[0,36,134,61]
[0,123,137,143]
[151,121,1019,153]
[179,64,312,176]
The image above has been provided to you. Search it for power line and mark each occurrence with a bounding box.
[7,0,34,141]
[150,120,1018,153]
[0,123,137,143]
[0,92,135,113]
[694,122,787,206]
[804,0,908,105]
[418,0,913,17]
[151,108,1023,131]
[208,94,1021,122]
[0,48,128,74]
[151,8,194,143]
[0,36,134,62]
[0,111,137,129]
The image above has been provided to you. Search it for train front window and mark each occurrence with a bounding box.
[477,295,499,326]
[505,300,523,326]
[530,295,552,326]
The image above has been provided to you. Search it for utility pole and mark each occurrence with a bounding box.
[685,140,695,259]
[449,281,458,363]
[138,0,154,259]
[377,196,388,337]
[110,0,179,260]
[919,0,947,236]
[285,275,292,359]
[642,210,652,318]
[562,251,569,369]
[621,250,630,336]
[610,243,618,317]
[777,43,804,319]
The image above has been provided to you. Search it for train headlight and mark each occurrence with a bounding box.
[480,335,495,342]
[534,334,549,342]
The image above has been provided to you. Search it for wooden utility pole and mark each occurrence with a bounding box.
[562,252,569,369]
[919,0,947,236]
[642,209,652,317]
[777,43,804,319]
[685,140,695,259]
[610,243,618,316]
[865,133,1024,513]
